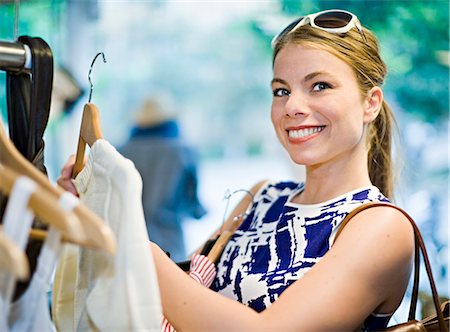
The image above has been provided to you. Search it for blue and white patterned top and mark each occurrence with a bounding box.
[211,181,390,328]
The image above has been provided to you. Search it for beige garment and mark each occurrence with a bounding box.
[52,243,79,331]
[51,193,83,332]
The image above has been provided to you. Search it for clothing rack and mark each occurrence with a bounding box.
[0,40,32,72]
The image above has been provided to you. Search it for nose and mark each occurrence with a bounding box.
[284,91,309,118]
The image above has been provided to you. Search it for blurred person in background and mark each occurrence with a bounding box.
[119,96,206,262]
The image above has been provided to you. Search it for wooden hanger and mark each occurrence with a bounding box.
[206,189,255,263]
[0,229,29,280]
[0,121,115,254]
[72,52,106,178]
[206,230,233,264]
[206,212,246,264]
[72,103,103,178]
[0,163,84,240]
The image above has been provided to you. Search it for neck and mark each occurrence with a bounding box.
[294,148,372,204]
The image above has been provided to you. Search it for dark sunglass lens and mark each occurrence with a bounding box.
[277,17,303,38]
[314,11,352,28]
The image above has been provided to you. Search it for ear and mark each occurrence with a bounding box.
[363,87,383,124]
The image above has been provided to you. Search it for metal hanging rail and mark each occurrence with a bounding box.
[0,40,31,72]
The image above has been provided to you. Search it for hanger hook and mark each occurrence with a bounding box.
[88,52,107,103]
[220,188,255,232]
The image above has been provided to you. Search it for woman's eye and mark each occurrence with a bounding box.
[312,82,331,91]
[273,88,290,97]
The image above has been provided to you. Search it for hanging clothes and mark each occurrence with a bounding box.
[8,228,60,332]
[53,139,162,331]
[52,244,79,332]
[0,177,36,331]
[1,36,54,301]
[8,192,78,332]
[51,196,86,332]
[6,36,53,165]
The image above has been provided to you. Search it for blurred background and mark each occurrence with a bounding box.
[0,0,448,322]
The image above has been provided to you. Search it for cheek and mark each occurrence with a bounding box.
[334,113,367,145]
[270,104,277,126]
[271,106,288,147]
[270,101,283,125]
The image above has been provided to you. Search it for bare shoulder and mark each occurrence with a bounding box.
[336,204,415,260]
[334,204,415,311]
[348,205,414,241]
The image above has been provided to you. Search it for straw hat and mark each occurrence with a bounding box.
[134,96,177,127]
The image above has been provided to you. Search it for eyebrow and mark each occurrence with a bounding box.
[271,78,287,86]
[303,71,328,83]
[271,71,331,86]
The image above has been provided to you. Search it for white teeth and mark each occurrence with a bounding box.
[288,126,324,138]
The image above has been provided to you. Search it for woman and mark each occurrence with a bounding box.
[58,9,414,331]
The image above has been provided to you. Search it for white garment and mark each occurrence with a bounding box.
[72,139,162,332]
[0,177,36,332]
[8,228,60,332]
[8,192,79,332]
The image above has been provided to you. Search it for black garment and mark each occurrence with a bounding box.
[0,36,53,300]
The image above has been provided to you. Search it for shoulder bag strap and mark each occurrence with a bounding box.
[334,201,445,331]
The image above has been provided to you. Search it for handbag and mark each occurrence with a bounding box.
[335,202,449,331]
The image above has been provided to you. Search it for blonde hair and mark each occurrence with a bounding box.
[273,24,396,199]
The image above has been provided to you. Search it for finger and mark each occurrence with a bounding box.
[56,177,79,197]
[66,179,79,197]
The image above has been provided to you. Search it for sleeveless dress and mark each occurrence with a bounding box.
[211,181,392,330]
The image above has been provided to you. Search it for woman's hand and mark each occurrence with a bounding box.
[56,154,79,196]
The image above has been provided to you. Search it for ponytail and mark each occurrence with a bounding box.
[367,100,395,199]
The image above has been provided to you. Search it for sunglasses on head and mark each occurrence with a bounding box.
[271,9,367,48]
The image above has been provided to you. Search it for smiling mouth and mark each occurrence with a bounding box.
[288,126,325,139]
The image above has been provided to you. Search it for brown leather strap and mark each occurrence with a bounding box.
[334,201,446,331]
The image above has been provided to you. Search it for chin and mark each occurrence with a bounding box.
[282,141,322,165]
[288,155,317,166]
